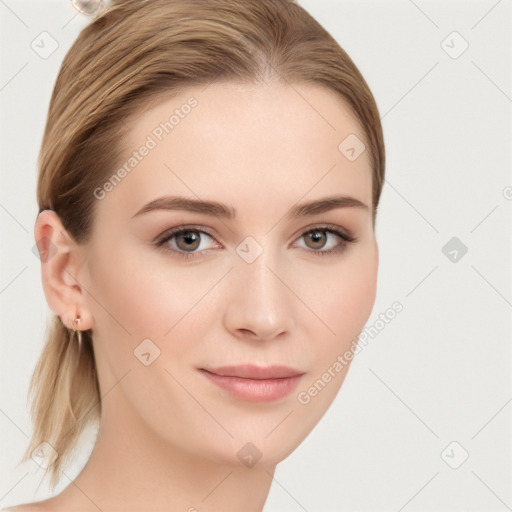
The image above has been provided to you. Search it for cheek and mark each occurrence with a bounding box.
[305,247,378,358]
[291,248,377,417]
[334,263,377,336]
[86,240,226,352]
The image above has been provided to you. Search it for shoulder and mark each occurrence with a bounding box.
[2,501,50,511]
[1,491,80,512]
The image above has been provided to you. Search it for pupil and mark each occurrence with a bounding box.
[184,233,196,244]
[309,231,325,248]
[179,231,199,250]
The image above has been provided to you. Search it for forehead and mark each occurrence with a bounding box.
[98,81,372,223]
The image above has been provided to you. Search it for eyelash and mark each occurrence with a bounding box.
[154,224,357,260]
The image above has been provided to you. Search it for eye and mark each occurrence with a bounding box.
[154,226,220,259]
[294,225,357,256]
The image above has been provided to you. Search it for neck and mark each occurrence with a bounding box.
[51,400,276,512]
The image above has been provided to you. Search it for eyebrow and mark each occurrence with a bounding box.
[131,194,369,219]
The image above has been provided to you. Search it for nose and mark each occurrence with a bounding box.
[222,247,296,342]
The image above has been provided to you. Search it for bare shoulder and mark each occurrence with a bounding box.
[2,506,43,511]
[1,506,41,512]
[1,490,89,512]
[2,498,53,511]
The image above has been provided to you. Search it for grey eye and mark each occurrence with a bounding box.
[175,231,202,252]
[303,230,328,250]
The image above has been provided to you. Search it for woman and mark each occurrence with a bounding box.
[8,0,385,509]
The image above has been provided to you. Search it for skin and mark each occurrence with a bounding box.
[24,81,378,511]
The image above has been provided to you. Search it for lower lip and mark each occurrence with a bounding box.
[200,370,304,402]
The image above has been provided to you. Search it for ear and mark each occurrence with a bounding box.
[34,210,94,331]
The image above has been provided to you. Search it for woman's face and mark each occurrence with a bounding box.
[79,81,378,467]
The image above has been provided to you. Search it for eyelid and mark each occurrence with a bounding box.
[154,224,219,244]
[291,222,356,243]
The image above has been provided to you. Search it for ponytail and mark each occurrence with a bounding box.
[21,315,100,489]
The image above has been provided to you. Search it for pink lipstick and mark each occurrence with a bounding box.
[199,364,304,402]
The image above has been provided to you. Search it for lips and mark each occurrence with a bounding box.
[199,364,305,402]
[202,364,303,379]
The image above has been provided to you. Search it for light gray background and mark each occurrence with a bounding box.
[1,0,511,510]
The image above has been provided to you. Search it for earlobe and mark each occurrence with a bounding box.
[34,210,93,330]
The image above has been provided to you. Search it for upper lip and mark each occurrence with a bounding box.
[201,364,304,380]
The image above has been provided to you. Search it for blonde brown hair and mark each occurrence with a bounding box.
[22,0,385,488]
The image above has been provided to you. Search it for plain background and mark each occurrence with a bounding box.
[0,0,511,510]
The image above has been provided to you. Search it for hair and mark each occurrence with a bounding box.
[22,0,385,489]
